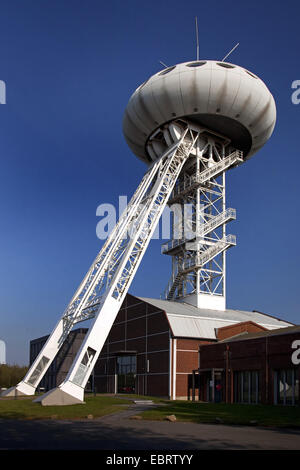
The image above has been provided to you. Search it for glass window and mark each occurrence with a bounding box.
[117,355,136,375]
[274,369,299,406]
[234,371,242,403]
[243,372,250,403]
[250,371,258,404]
[295,374,299,404]
[286,369,294,405]
[234,370,260,404]
[117,355,137,394]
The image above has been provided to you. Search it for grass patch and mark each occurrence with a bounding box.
[140,401,300,428]
[0,395,132,420]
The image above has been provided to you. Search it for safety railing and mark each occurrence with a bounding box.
[161,208,236,254]
[169,150,243,201]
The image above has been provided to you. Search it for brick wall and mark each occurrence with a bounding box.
[216,321,267,341]
[174,338,213,400]
[199,330,300,404]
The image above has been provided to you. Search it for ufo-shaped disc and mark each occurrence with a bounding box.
[123,60,276,165]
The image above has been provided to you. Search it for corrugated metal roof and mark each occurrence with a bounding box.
[138,297,292,340]
[166,315,239,340]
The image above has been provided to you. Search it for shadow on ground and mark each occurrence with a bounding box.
[0,405,300,450]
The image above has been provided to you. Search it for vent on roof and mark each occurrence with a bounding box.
[158,66,176,76]
[186,61,206,67]
[216,62,235,69]
[245,70,258,79]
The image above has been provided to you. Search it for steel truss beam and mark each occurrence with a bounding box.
[162,127,242,306]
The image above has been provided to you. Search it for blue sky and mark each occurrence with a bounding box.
[0,0,299,364]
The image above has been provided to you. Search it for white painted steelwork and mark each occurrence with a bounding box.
[123,59,276,310]
[3,123,201,402]
[2,58,276,404]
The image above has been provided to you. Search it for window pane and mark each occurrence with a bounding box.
[286,369,294,405]
[234,371,260,404]
[243,372,249,403]
[274,369,299,406]
[117,355,137,375]
[117,355,136,393]
[278,370,285,405]
[295,377,299,405]
[238,371,242,403]
[234,371,241,403]
[250,371,257,404]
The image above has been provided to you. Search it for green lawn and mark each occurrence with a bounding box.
[0,395,132,420]
[139,400,300,428]
[116,393,165,403]
[2,394,299,428]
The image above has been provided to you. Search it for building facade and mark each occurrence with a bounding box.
[93,295,291,400]
[30,294,294,401]
[195,324,300,406]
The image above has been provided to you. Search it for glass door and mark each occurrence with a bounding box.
[117,355,137,393]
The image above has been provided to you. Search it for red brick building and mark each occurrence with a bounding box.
[195,323,300,405]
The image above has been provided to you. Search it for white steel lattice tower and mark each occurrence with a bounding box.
[2,59,276,404]
[123,60,276,310]
[161,126,239,309]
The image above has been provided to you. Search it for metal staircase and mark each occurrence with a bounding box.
[165,234,236,300]
[169,150,243,203]
[161,208,236,255]
[161,131,242,304]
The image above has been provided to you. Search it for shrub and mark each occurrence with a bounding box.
[0,364,28,388]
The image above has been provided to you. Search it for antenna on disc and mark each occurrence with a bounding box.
[222,42,240,62]
[159,61,168,68]
[195,16,199,60]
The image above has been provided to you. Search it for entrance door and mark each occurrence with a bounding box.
[207,371,223,403]
[214,371,223,403]
[117,355,136,393]
[215,379,222,403]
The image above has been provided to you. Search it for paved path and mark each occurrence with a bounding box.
[0,404,300,450]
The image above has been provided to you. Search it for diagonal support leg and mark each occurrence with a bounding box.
[1,148,162,398]
[35,124,200,405]
[3,121,200,403]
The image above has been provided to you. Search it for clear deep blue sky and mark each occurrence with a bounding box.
[0,0,299,364]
